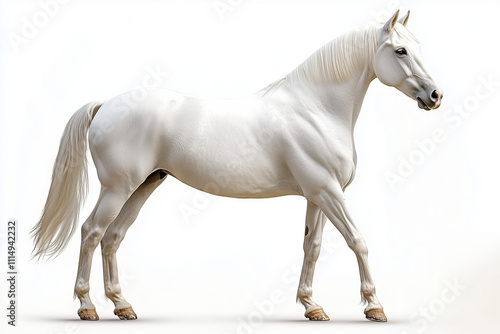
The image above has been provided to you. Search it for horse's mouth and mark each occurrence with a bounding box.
[417,97,431,110]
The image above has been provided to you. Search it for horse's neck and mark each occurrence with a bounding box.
[340,70,375,129]
[296,72,374,130]
[264,26,378,130]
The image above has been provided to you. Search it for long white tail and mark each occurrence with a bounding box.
[31,101,102,259]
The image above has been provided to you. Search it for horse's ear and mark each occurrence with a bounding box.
[382,10,399,32]
[398,11,410,27]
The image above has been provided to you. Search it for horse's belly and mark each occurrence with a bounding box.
[163,131,300,198]
[165,152,300,198]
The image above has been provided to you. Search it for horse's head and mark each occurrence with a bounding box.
[373,11,442,110]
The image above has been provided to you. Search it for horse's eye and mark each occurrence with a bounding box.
[396,48,407,56]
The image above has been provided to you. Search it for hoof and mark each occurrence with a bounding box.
[78,308,99,321]
[305,307,330,321]
[114,306,137,320]
[365,308,387,322]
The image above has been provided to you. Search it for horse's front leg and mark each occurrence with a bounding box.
[308,182,387,322]
[297,201,330,321]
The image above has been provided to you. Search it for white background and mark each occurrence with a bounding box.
[1,1,499,333]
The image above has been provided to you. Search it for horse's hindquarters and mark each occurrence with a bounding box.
[88,91,172,189]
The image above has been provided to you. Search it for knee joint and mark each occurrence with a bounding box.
[304,239,322,260]
[101,232,122,255]
[348,236,368,256]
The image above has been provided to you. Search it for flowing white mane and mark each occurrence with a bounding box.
[261,23,418,94]
[289,25,379,84]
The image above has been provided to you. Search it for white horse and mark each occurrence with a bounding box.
[32,11,441,322]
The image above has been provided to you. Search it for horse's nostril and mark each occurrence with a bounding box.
[431,90,440,101]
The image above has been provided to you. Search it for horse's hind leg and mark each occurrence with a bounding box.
[297,201,330,321]
[100,170,167,320]
[74,185,136,320]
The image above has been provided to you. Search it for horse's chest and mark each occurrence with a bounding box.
[286,120,357,190]
[324,143,357,188]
